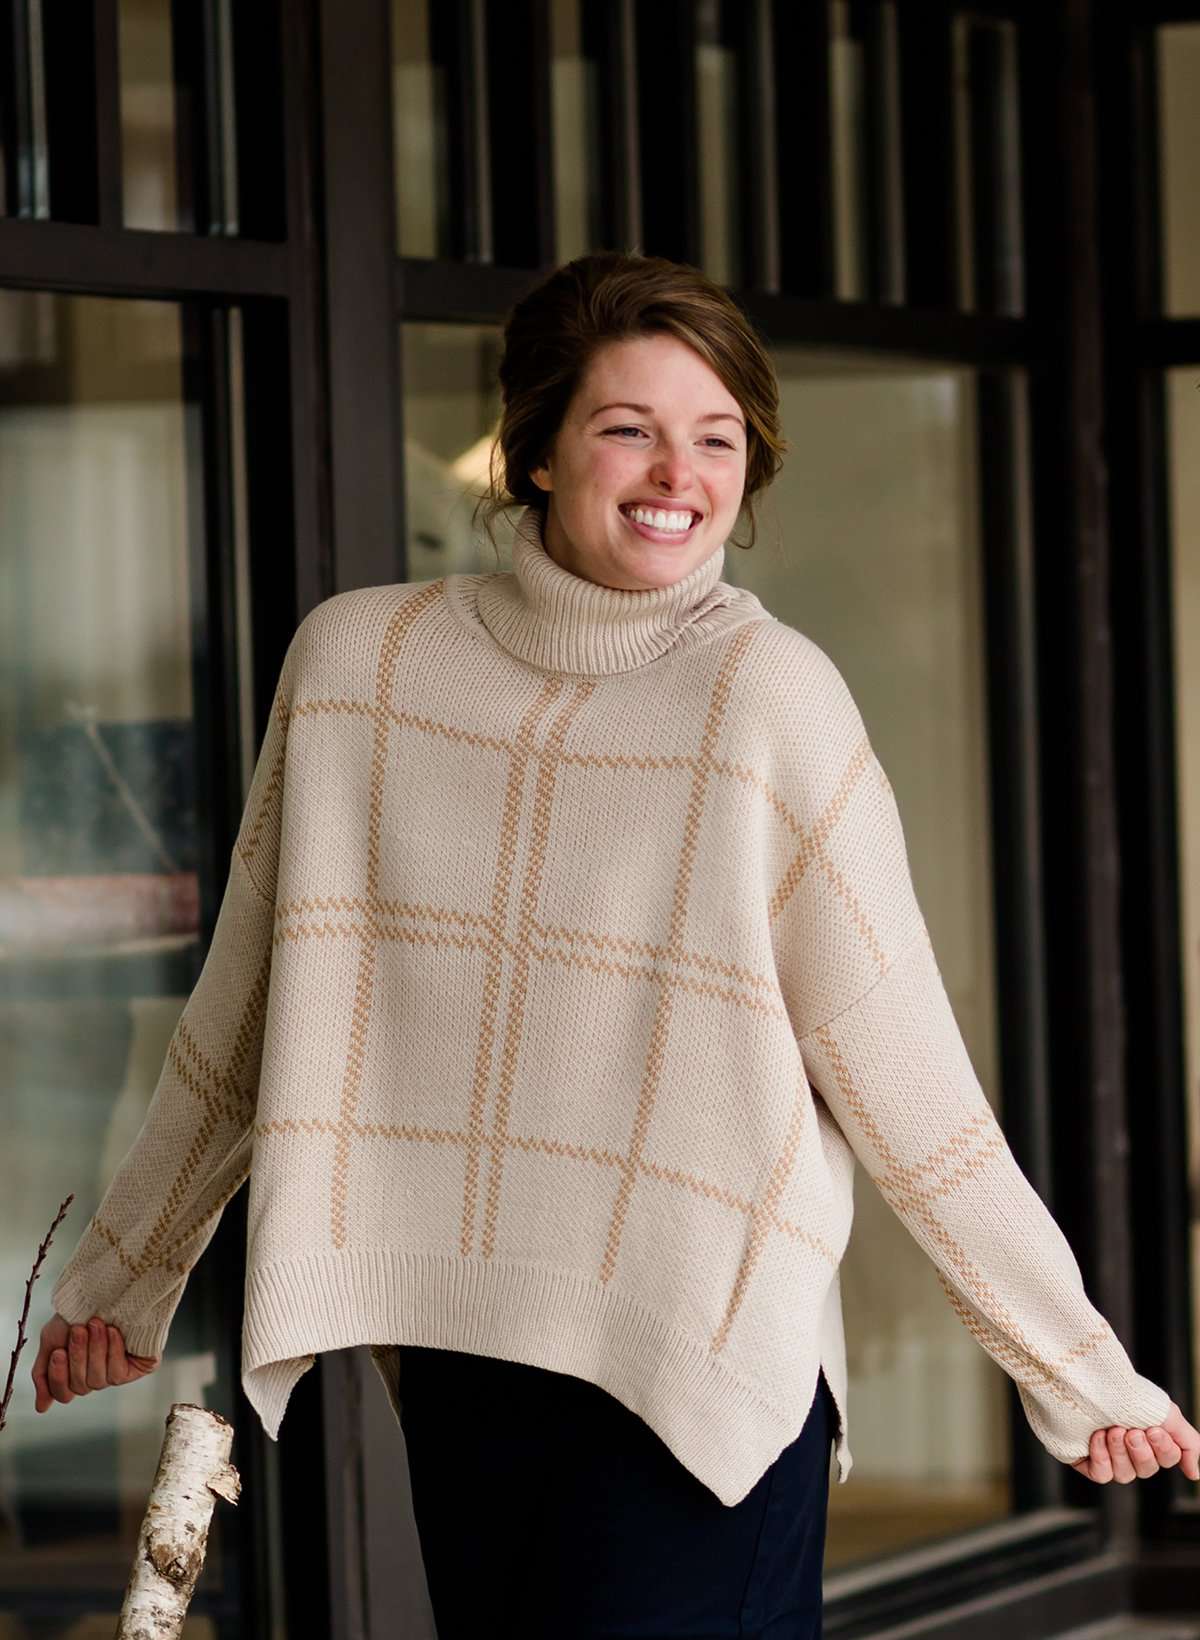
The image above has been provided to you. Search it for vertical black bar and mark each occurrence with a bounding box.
[180,302,240,916]
[276,0,331,621]
[172,0,217,233]
[40,0,100,222]
[734,0,780,291]
[896,0,958,309]
[582,0,641,253]
[430,0,492,261]
[634,0,699,266]
[976,369,1062,1511]
[319,0,402,589]
[230,0,286,240]
[0,0,36,216]
[1098,12,1197,1547]
[849,0,903,304]
[772,0,834,299]
[1019,0,1139,1545]
[968,19,1024,317]
[485,0,555,269]
[93,0,122,227]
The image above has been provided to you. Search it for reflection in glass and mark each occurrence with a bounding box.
[392,0,449,256]
[1158,26,1200,316]
[1165,370,1200,1416]
[118,0,178,231]
[400,322,510,578]
[695,0,742,289]
[725,352,1011,1565]
[0,291,240,1622]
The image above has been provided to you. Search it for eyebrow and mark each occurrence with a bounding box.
[586,401,746,431]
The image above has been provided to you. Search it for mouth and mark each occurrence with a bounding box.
[618,502,702,542]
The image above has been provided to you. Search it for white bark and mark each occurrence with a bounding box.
[116,1402,241,1640]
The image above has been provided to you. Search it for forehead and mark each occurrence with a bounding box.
[579,334,740,410]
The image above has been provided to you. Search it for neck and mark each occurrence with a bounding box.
[474,505,732,676]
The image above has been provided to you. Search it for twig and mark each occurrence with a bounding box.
[0,1193,74,1433]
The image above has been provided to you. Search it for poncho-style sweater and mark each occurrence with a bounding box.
[52,504,1171,1507]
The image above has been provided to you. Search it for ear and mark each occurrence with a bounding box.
[529,462,552,494]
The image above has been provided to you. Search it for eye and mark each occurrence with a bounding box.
[704,437,735,449]
[605,425,647,439]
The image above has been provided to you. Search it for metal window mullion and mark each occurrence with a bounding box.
[92,0,122,228]
[40,0,100,222]
[896,0,958,310]
[485,0,555,270]
[735,0,780,292]
[634,0,699,267]
[430,0,492,262]
[976,368,1061,1512]
[582,0,641,253]
[1,0,38,217]
[771,0,834,300]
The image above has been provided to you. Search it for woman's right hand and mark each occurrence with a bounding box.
[32,1314,159,1412]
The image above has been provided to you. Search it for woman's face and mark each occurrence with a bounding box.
[529,333,749,590]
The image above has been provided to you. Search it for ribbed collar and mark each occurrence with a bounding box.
[474,505,733,676]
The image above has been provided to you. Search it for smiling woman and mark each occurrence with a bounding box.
[477,250,787,583]
[528,332,748,588]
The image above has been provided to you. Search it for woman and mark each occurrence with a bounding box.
[34,252,1200,1639]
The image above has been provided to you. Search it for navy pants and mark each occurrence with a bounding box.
[396,1344,835,1640]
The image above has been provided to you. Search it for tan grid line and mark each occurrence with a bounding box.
[272,911,789,1020]
[813,1020,1092,1411]
[460,676,566,1257]
[329,581,443,1248]
[598,622,760,1297]
[253,1115,839,1265]
[132,944,273,1275]
[480,681,597,1258]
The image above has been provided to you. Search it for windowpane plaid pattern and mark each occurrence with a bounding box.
[52,507,1170,1506]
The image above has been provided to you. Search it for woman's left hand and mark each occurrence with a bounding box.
[1071,1402,1200,1482]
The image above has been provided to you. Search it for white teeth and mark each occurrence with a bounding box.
[623,506,696,533]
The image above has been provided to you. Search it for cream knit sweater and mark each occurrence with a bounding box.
[52,504,1170,1507]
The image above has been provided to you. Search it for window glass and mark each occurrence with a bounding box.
[118,0,238,234]
[1158,26,1200,316]
[551,0,601,264]
[401,322,511,578]
[724,351,1011,1564]
[0,290,245,1629]
[1166,367,1200,1418]
[392,0,449,256]
[695,0,743,289]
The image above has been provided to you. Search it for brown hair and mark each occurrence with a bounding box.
[475,250,787,553]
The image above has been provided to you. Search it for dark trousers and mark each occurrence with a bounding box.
[396,1344,835,1640]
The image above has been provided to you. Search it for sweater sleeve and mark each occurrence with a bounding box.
[781,649,1172,1466]
[49,643,295,1360]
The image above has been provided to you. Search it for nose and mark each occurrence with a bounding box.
[647,440,696,493]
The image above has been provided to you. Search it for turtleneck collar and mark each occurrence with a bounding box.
[472,505,736,676]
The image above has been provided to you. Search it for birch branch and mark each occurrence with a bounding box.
[0,1192,73,1434]
[116,1402,241,1640]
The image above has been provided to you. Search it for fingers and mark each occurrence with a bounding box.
[31,1346,52,1414]
[47,1346,76,1405]
[1085,1427,1114,1483]
[1146,1426,1183,1469]
[1105,1427,1138,1483]
[1122,1429,1161,1480]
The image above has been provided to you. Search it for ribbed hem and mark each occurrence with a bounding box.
[242,1248,850,1507]
[50,1268,174,1362]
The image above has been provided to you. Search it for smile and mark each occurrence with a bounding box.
[618,503,701,540]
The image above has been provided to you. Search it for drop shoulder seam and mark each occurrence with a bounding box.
[796,922,929,1045]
